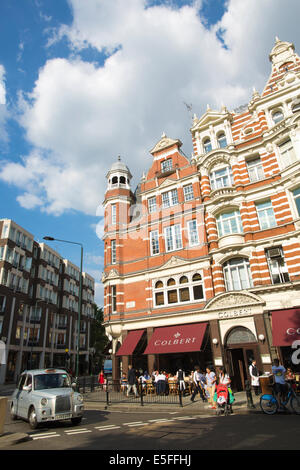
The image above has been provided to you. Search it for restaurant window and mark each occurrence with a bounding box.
[279,138,297,168]
[217,132,227,149]
[161,159,173,173]
[266,247,290,284]
[150,230,160,255]
[153,272,204,307]
[256,200,277,230]
[272,110,284,124]
[223,258,253,291]
[187,219,199,246]
[111,240,116,264]
[164,224,182,252]
[209,166,233,191]
[203,137,212,153]
[292,187,300,216]
[148,196,157,214]
[183,184,194,202]
[111,285,117,313]
[216,210,243,237]
[246,157,264,182]
[162,189,179,208]
[111,204,116,225]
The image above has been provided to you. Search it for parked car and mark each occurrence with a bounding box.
[10,368,84,429]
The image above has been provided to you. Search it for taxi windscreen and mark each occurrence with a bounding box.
[34,373,71,390]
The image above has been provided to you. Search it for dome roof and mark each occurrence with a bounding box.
[107,156,132,179]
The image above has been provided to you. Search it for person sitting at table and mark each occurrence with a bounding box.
[285,367,295,382]
[155,371,167,395]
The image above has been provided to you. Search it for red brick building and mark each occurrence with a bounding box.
[102,38,300,390]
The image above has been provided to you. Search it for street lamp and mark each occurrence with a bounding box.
[43,236,83,384]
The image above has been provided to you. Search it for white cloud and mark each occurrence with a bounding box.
[1,0,300,216]
[0,64,9,143]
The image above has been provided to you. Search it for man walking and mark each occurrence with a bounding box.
[176,368,186,393]
[127,365,138,397]
[190,366,207,402]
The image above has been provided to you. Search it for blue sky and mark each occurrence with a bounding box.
[0,0,299,306]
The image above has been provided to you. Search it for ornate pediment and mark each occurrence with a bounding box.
[102,269,120,282]
[160,255,191,270]
[158,177,177,189]
[191,108,233,133]
[150,133,182,155]
[204,291,264,311]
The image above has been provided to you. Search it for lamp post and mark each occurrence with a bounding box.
[43,236,83,384]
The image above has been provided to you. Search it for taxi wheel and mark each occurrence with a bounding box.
[10,403,17,421]
[28,406,39,430]
[71,417,82,426]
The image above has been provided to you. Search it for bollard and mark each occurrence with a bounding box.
[245,379,255,409]
[140,378,144,407]
[0,397,8,436]
[179,389,183,407]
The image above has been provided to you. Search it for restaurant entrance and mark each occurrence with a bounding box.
[224,326,261,391]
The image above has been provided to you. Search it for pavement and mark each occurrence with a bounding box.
[0,381,261,448]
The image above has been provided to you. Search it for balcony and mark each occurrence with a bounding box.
[218,233,245,249]
[210,186,236,202]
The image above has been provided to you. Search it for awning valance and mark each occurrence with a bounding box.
[143,323,208,355]
[271,309,300,346]
[116,330,145,356]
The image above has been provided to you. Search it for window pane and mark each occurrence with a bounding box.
[155,292,164,306]
[179,288,190,302]
[167,290,178,304]
[155,280,163,289]
[183,184,194,201]
[193,285,204,300]
[179,276,188,284]
[167,278,176,286]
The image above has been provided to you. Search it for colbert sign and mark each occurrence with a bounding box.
[272,309,300,347]
[144,323,208,355]
[154,332,198,348]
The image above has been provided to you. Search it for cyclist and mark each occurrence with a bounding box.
[271,358,288,411]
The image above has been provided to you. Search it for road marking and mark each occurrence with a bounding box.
[123,421,144,425]
[148,419,174,423]
[31,432,59,440]
[64,428,92,435]
[173,416,196,420]
[95,426,121,431]
[127,423,149,427]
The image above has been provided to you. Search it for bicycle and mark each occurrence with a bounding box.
[260,381,300,415]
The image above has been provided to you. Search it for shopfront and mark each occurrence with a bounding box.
[116,322,213,376]
[271,308,300,373]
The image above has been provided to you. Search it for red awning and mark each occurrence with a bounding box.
[272,309,300,346]
[144,323,208,355]
[116,330,145,356]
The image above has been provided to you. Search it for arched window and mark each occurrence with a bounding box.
[217,132,227,149]
[226,327,257,345]
[179,276,188,284]
[192,273,202,282]
[112,176,118,185]
[167,278,176,286]
[272,110,284,124]
[203,138,212,153]
[154,280,164,306]
[223,258,253,291]
[120,176,126,184]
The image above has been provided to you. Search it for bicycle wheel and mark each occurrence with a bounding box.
[260,395,278,415]
[290,395,300,415]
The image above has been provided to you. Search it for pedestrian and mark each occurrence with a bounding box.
[206,367,217,409]
[176,368,186,393]
[98,369,105,390]
[190,366,207,402]
[249,359,260,396]
[120,373,127,394]
[216,366,234,413]
[127,365,138,397]
[271,358,287,411]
